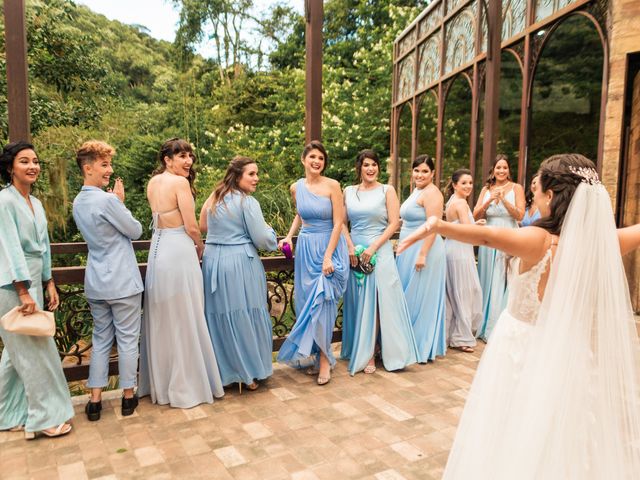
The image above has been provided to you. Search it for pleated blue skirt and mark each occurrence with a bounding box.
[277,229,348,368]
[202,243,273,386]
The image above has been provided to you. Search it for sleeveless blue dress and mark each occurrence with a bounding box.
[476,188,519,341]
[277,179,349,369]
[340,185,419,375]
[521,207,540,227]
[396,188,447,362]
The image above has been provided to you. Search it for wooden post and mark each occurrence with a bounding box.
[305,0,323,143]
[4,0,31,142]
[481,0,502,180]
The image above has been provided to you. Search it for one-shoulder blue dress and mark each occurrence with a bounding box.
[277,179,349,368]
[396,188,447,362]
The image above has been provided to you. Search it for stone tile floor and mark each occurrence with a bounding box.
[0,344,484,480]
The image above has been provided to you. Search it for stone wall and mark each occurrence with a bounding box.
[603,0,640,311]
[622,72,640,310]
[602,0,640,203]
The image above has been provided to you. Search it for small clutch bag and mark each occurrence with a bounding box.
[0,306,55,337]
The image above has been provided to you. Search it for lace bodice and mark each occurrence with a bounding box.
[506,249,552,324]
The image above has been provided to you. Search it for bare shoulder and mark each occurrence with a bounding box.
[426,184,444,201]
[289,182,298,194]
[324,177,341,189]
[384,184,397,196]
[512,182,525,193]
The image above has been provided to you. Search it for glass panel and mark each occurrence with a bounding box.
[498,50,522,180]
[535,0,578,23]
[399,28,417,58]
[419,3,442,37]
[444,3,477,74]
[397,104,414,201]
[443,75,473,186]
[480,4,488,54]
[446,0,466,15]
[502,0,527,41]
[418,34,442,90]
[528,15,604,184]
[397,52,416,102]
[417,90,438,160]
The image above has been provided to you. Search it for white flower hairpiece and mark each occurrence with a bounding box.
[569,166,601,185]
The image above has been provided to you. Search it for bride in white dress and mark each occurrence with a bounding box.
[398,153,640,479]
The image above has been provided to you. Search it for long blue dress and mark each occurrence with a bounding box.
[340,185,419,375]
[476,188,519,341]
[396,187,447,362]
[0,185,74,433]
[202,192,277,386]
[521,207,540,227]
[277,179,349,369]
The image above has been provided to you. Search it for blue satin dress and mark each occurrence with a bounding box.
[202,192,277,386]
[476,189,519,341]
[277,179,349,369]
[340,185,419,375]
[521,207,540,227]
[396,188,447,362]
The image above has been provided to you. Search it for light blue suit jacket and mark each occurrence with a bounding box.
[72,186,143,300]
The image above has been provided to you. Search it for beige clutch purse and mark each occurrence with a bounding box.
[0,306,55,337]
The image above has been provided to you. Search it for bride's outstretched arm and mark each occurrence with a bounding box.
[397,216,548,263]
[618,223,640,256]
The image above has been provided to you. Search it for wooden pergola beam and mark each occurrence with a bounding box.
[481,0,502,180]
[305,0,323,143]
[3,0,31,142]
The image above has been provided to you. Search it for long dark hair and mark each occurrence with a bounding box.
[355,149,380,182]
[525,173,539,210]
[445,168,472,199]
[210,156,256,213]
[0,141,35,185]
[485,154,512,188]
[154,138,197,197]
[534,153,596,235]
[412,153,435,171]
[301,140,329,173]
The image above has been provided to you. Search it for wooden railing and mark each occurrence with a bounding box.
[44,239,343,381]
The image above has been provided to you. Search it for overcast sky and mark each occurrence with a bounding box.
[74,0,302,57]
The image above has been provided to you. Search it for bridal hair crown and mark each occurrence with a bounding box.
[568,166,601,185]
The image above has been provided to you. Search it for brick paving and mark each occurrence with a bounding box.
[0,344,484,480]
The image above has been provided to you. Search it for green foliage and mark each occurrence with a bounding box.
[0,0,426,244]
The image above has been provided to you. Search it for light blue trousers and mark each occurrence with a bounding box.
[87,293,142,389]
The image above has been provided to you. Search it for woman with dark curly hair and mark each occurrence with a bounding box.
[0,141,73,439]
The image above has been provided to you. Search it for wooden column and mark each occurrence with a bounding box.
[4,0,31,142]
[481,0,502,179]
[305,0,323,143]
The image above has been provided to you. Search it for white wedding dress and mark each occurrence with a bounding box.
[443,182,640,479]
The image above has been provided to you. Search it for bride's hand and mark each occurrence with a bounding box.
[396,216,440,254]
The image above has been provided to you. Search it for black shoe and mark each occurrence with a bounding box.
[85,400,102,422]
[121,394,138,417]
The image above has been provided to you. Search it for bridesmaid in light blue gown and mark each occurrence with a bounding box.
[396,155,446,363]
[521,175,541,227]
[340,150,419,375]
[200,157,277,392]
[277,141,349,385]
[0,142,73,439]
[444,169,483,352]
[472,155,525,341]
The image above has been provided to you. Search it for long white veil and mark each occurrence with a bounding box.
[495,182,640,478]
